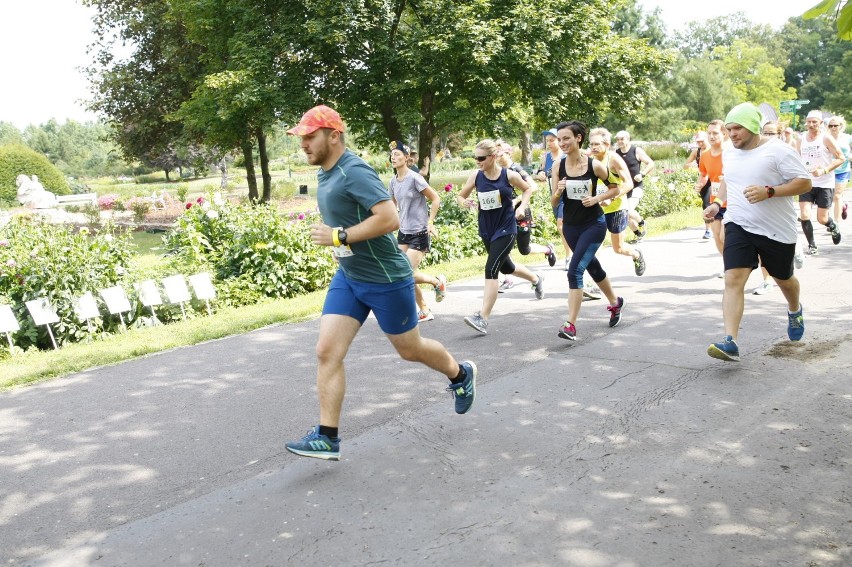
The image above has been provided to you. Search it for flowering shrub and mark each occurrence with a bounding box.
[98,194,120,211]
[637,169,702,218]
[163,197,337,305]
[124,197,152,223]
[0,215,134,349]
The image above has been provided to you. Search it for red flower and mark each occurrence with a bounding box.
[196,196,205,204]
[185,203,193,210]
[444,184,453,192]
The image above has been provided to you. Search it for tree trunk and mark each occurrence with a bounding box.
[380,102,403,148]
[164,169,171,181]
[257,129,272,203]
[242,140,259,202]
[417,89,436,183]
[520,130,532,167]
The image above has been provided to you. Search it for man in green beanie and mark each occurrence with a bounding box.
[705,103,812,362]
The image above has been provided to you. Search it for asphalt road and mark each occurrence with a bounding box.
[2,223,851,567]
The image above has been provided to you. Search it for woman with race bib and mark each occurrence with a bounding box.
[551,120,625,341]
[456,139,545,335]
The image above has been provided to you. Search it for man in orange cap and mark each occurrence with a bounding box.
[283,105,477,461]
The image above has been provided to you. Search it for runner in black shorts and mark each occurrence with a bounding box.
[457,139,545,335]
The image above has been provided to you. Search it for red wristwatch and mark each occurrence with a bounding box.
[765,186,775,198]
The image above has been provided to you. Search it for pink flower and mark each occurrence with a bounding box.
[444,184,453,192]
[663,168,674,174]
[0,239,9,247]
[196,196,205,204]
[185,203,193,210]
[297,213,305,220]
[5,259,15,268]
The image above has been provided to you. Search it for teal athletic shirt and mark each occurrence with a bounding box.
[316,150,413,283]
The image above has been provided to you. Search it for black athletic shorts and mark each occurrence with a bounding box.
[723,222,795,280]
[397,230,431,252]
[799,187,834,209]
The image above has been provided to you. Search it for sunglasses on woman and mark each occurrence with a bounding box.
[474,155,490,162]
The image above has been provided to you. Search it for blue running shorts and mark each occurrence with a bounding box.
[322,270,418,335]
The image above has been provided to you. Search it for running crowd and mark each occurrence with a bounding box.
[281,102,850,461]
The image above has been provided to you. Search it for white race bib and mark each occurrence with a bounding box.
[478,190,502,210]
[564,179,592,200]
[332,244,354,258]
[710,182,720,196]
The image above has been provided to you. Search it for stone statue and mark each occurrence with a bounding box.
[16,174,57,209]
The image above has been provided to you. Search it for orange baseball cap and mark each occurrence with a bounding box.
[287,105,346,135]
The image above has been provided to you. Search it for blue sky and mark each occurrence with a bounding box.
[1,0,809,130]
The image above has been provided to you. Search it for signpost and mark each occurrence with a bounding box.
[779,99,810,130]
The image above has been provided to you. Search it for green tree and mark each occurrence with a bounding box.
[712,39,797,108]
[0,123,23,147]
[297,0,670,169]
[779,16,852,115]
[84,0,208,181]
[612,2,669,47]
[672,13,778,60]
[804,0,852,39]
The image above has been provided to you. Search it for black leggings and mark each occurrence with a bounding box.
[516,230,532,255]
[483,234,516,279]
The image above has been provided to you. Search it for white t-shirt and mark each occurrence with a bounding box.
[722,138,811,244]
[799,132,835,188]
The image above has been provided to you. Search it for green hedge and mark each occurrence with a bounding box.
[0,144,70,202]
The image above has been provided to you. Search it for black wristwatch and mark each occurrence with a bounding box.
[338,229,348,245]
[765,186,775,198]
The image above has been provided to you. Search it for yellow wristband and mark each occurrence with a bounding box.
[332,229,341,247]
[711,197,722,205]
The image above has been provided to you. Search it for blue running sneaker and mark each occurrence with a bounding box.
[707,335,740,362]
[787,305,804,341]
[285,426,340,461]
[448,360,477,414]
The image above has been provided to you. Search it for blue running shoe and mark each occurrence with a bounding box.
[707,335,740,362]
[787,305,804,341]
[448,360,477,414]
[285,426,340,461]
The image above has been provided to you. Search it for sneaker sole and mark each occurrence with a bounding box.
[464,318,488,335]
[557,330,577,341]
[707,344,740,362]
[285,446,341,461]
[457,360,477,414]
[435,276,447,302]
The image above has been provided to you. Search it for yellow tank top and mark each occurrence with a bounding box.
[601,153,624,214]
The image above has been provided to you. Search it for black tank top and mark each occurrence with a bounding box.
[615,145,642,189]
[558,156,602,225]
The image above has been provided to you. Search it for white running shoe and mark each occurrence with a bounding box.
[752,280,774,295]
[498,277,515,293]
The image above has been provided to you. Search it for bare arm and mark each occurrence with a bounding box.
[422,185,441,229]
[456,170,478,209]
[608,153,633,196]
[310,199,401,246]
[586,159,620,205]
[636,147,656,178]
